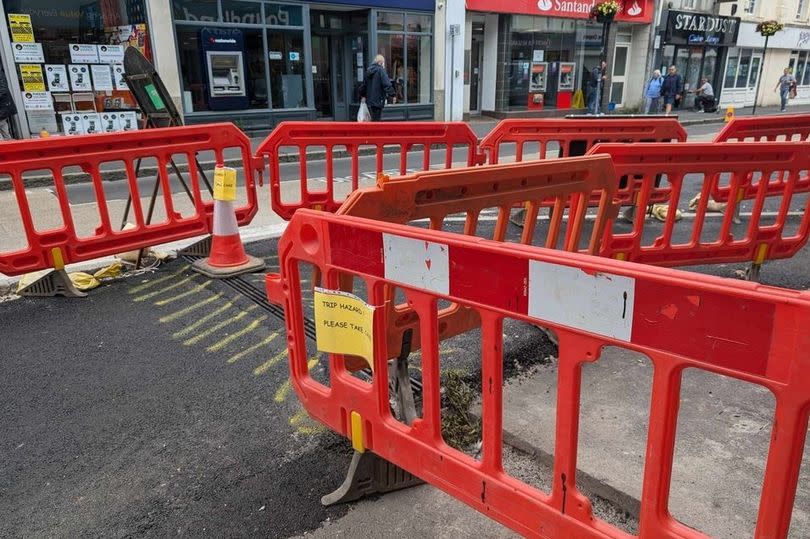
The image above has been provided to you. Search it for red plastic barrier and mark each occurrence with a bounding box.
[479,118,687,164]
[712,115,810,202]
[268,209,810,538]
[0,123,258,276]
[255,122,481,221]
[591,142,810,268]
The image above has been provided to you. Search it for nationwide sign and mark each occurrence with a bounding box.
[465,0,654,24]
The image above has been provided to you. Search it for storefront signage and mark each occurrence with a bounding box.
[664,11,739,47]
[98,45,125,64]
[20,64,45,92]
[45,65,69,92]
[70,44,100,64]
[69,65,92,91]
[737,22,810,50]
[465,0,654,24]
[12,42,44,63]
[91,65,114,92]
[21,91,53,111]
[8,14,34,43]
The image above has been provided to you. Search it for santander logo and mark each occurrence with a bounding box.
[535,0,644,18]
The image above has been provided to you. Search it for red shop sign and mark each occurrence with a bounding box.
[465,0,654,24]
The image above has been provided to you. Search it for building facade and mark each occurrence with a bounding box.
[436,0,656,120]
[1,0,435,137]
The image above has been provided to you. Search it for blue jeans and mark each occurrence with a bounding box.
[587,88,600,114]
[781,88,790,110]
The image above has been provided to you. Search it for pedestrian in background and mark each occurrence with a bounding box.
[0,69,17,140]
[693,77,716,113]
[644,69,663,114]
[774,68,797,112]
[360,54,395,122]
[662,65,683,116]
[587,59,607,115]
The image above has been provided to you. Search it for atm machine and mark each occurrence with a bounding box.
[200,28,249,111]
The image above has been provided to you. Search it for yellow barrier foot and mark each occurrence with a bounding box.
[320,450,423,506]
[17,269,87,298]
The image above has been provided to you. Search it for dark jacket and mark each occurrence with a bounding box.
[0,72,17,121]
[661,74,683,98]
[362,63,395,109]
[589,66,603,89]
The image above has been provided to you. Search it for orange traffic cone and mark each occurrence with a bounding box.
[192,165,264,278]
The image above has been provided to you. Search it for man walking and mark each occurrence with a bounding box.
[0,69,17,140]
[361,54,395,122]
[774,68,797,112]
[644,69,663,114]
[662,65,683,116]
[587,59,607,115]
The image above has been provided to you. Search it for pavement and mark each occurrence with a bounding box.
[2,118,810,537]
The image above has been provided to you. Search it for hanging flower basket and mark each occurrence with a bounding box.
[756,20,783,38]
[590,0,621,23]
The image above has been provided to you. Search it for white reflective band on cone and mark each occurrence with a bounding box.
[212,199,239,236]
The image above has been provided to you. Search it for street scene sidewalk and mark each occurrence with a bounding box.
[1,116,809,538]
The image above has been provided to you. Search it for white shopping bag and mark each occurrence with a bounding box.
[357,101,371,122]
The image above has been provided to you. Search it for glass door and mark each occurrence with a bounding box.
[610,44,629,106]
[746,52,762,105]
[331,35,347,120]
[470,38,482,113]
[311,34,332,118]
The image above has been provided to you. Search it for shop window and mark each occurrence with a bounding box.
[406,35,431,104]
[736,52,751,89]
[378,12,405,32]
[173,0,219,22]
[407,14,432,33]
[802,59,810,86]
[220,1,263,25]
[265,3,304,27]
[724,53,738,89]
[378,34,405,101]
[267,30,306,109]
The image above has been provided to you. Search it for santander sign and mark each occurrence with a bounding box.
[466,0,652,24]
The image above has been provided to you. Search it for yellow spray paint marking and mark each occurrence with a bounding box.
[172,301,235,338]
[296,424,326,435]
[273,357,319,402]
[226,333,278,364]
[182,306,257,346]
[159,293,223,323]
[290,409,309,426]
[154,281,211,306]
[206,317,270,353]
[128,265,190,294]
[252,348,288,376]
[133,276,194,302]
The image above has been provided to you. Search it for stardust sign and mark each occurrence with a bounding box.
[465,0,654,24]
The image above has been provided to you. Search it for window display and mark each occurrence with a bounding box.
[377,12,433,105]
[4,0,150,136]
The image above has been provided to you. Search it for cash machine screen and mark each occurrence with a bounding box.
[206,51,246,97]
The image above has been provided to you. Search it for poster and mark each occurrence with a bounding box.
[8,14,34,43]
[91,64,114,91]
[61,113,85,135]
[100,112,120,133]
[112,65,128,90]
[21,91,53,111]
[530,63,548,93]
[104,24,149,58]
[97,44,124,63]
[532,50,544,63]
[12,42,44,63]
[558,62,576,91]
[81,113,102,135]
[268,51,282,60]
[69,65,92,91]
[45,65,69,92]
[19,64,45,92]
[69,44,99,64]
[289,52,300,61]
[117,111,139,131]
[26,110,58,135]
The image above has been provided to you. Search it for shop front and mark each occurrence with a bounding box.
[465,0,655,116]
[1,0,151,138]
[657,10,739,111]
[722,22,810,108]
[171,0,434,131]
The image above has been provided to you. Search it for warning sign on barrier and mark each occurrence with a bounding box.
[213,166,237,201]
[313,287,375,367]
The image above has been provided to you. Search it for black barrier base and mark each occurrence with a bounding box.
[321,450,424,506]
[17,269,87,298]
